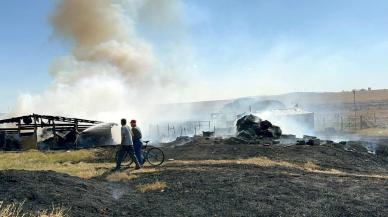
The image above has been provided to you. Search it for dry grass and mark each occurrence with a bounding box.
[0,201,24,217]
[0,149,162,181]
[0,201,68,217]
[1,149,386,182]
[172,157,388,179]
[36,205,69,217]
[303,161,321,171]
[136,181,167,193]
[106,172,139,182]
[0,149,113,179]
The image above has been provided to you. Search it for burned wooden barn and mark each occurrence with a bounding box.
[0,114,114,151]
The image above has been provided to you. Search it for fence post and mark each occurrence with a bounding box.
[374,113,376,125]
[354,116,357,130]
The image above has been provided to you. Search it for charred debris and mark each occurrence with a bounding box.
[0,114,114,151]
[165,114,388,159]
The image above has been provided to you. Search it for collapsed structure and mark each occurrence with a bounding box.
[0,114,113,150]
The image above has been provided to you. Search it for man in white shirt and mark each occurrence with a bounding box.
[114,118,141,170]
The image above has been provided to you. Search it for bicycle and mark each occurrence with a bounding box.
[116,140,165,167]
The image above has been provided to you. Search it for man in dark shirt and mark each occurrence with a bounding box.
[115,118,140,171]
[130,119,144,165]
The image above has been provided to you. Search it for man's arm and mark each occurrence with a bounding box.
[137,127,142,139]
[121,127,125,145]
[132,127,142,140]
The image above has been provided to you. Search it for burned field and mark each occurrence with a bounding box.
[1,135,387,217]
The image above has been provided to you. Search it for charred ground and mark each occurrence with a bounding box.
[0,137,387,217]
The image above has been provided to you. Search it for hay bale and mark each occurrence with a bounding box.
[236,114,261,132]
[236,114,282,140]
[237,130,255,140]
[260,120,272,130]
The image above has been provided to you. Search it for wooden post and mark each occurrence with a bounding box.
[17,119,21,137]
[374,113,376,124]
[74,120,78,150]
[52,120,56,150]
[340,116,344,131]
[354,116,357,130]
[33,115,38,149]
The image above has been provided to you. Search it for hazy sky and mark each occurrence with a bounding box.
[1,0,388,112]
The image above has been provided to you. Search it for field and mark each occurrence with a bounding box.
[0,137,387,217]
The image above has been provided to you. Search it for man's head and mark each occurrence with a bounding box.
[130,119,136,127]
[121,118,127,126]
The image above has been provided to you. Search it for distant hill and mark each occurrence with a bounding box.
[156,89,388,121]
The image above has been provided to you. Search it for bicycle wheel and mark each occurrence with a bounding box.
[146,147,165,166]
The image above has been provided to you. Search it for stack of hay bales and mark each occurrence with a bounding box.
[236,114,282,141]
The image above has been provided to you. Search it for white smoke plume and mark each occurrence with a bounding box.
[11,0,191,125]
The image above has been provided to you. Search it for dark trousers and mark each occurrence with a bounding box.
[133,139,144,165]
[115,145,140,169]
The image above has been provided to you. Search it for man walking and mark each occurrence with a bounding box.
[130,119,144,165]
[115,118,140,170]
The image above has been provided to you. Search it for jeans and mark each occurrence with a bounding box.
[133,139,144,165]
[115,145,139,169]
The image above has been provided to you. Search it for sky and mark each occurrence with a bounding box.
[1,0,388,112]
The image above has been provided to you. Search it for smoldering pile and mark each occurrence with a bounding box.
[223,114,281,145]
[229,114,328,147]
[236,114,282,140]
[226,114,388,158]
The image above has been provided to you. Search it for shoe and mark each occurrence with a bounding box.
[112,167,120,172]
[135,165,141,170]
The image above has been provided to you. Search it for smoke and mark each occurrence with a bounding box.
[50,0,156,84]
[257,110,315,138]
[11,0,191,126]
